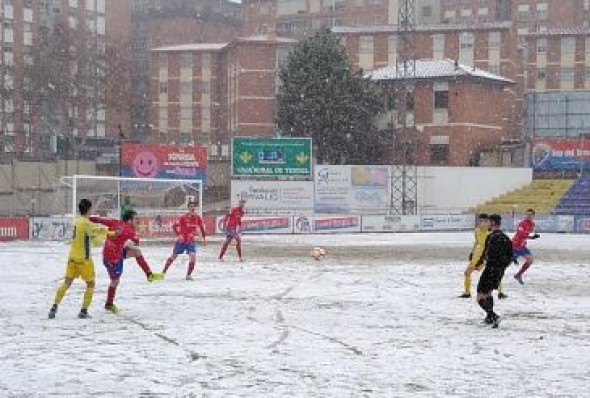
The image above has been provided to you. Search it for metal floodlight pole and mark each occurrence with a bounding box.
[390,0,417,215]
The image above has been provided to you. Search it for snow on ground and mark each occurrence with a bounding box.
[0,232,588,397]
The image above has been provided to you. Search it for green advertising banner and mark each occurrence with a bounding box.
[232,137,312,177]
[232,137,311,177]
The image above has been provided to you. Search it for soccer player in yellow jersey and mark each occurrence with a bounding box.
[48,199,105,319]
[460,214,507,299]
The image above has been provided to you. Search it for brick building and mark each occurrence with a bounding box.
[0,0,129,160]
[522,28,590,92]
[150,34,296,156]
[130,0,241,141]
[241,0,441,37]
[334,22,518,77]
[441,1,589,33]
[368,59,518,166]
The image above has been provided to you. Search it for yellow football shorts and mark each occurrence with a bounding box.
[469,249,485,268]
[65,259,95,282]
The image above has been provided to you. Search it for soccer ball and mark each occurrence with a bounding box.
[310,246,326,260]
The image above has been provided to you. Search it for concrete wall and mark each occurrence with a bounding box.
[417,166,533,213]
[0,161,97,216]
[0,160,231,217]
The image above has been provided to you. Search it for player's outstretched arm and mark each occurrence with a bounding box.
[527,233,540,240]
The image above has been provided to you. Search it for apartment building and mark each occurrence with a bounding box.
[130,0,241,141]
[0,0,128,160]
[441,0,588,31]
[150,34,296,155]
[241,0,441,37]
[522,28,590,91]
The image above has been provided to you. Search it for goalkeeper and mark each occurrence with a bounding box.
[90,210,163,314]
[162,201,207,281]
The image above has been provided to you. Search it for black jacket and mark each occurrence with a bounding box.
[477,229,513,269]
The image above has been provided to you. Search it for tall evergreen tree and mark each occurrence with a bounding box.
[277,28,385,164]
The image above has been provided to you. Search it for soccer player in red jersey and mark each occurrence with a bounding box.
[512,208,540,285]
[90,210,162,313]
[218,199,246,262]
[161,201,207,281]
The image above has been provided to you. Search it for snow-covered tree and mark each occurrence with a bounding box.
[277,28,385,164]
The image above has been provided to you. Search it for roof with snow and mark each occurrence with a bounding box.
[332,21,511,35]
[151,35,296,53]
[523,27,590,37]
[151,43,228,52]
[233,34,298,44]
[367,59,514,84]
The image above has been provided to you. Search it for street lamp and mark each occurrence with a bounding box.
[30,197,36,220]
[117,123,126,177]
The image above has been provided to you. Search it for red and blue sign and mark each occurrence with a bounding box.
[531,138,590,171]
[121,143,207,183]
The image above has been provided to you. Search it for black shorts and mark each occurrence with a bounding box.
[477,266,505,294]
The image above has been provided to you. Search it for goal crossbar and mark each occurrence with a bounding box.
[71,174,203,219]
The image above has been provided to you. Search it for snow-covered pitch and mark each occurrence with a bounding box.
[1,233,588,397]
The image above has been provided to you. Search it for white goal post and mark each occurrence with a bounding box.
[67,175,203,219]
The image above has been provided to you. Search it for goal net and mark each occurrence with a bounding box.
[62,175,203,240]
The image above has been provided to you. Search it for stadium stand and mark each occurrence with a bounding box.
[473,179,573,214]
[553,176,590,215]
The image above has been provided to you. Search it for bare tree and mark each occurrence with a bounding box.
[27,21,131,158]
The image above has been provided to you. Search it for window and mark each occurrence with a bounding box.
[562,37,575,53]
[201,53,211,69]
[478,8,488,23]
[181,81,192,94]
[388,35,397,53]
[585,67,590,80]
[159,107,168,119]
[560,67,574,81]
[180,107,192,120]
[518,5,530,21]
[489,32,500,49]
[422,6,432,17]
[433,34,444,53]
[201,81,210,94]
[430,144,449,165]
[537,3,548,21]
[159,82,167,94]
[537,38,547,53]
[360,36,374,53]
[434,90,449,109]
[460,33,474,50]
[180,133,192,143]
[537,68,546,80]
[276,47,291,68]
[159,54,168,69]
[488,65,500,75]
[181,54,193,69]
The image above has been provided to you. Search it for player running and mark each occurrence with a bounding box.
[512,208,540,285]
[460,214,507,299]
[475,214,513,328]
[90,210,163,314]
[162,201,207,281]
[48,199,106,319]
[218,199,246,262]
